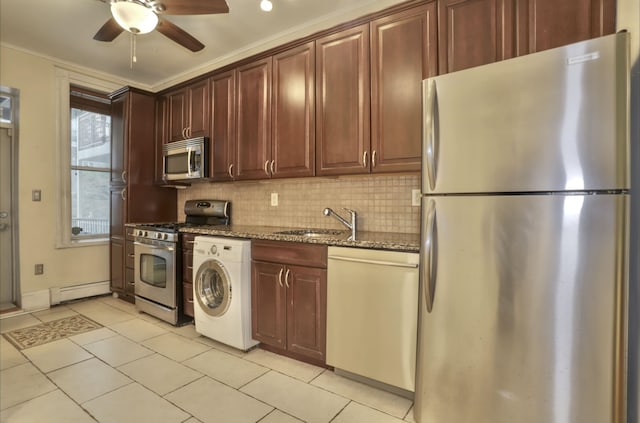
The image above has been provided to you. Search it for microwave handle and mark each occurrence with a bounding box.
[187,148,192,178]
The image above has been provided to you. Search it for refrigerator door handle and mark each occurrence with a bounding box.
[423,79,438,191]
[421,199,438,312]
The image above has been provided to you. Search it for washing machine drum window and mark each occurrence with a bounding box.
[195,260,231,317]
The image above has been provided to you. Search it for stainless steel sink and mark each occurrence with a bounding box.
[274,228,348,238]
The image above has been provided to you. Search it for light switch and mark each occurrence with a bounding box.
[32,189,41,202]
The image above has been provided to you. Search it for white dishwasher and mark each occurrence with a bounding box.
[326,246,419,393]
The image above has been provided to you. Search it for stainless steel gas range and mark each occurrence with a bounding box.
[133,200,230,325]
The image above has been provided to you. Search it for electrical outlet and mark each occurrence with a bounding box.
[270,192,278,206]
[412,189,421,207]
[34,264,44,275]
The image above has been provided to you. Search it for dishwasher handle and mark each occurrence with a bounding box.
[328,255,418,269]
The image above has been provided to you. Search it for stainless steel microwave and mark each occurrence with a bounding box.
[162,137,208,181]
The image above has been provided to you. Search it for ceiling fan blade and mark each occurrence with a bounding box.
[93,17,125,41]
[153,0,229,15]
[156,18,205,52]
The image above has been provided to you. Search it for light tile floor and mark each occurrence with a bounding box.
[0,295,416,423]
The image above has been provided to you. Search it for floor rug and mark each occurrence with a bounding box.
[2,315,102,350]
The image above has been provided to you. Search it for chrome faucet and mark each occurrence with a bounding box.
[323,207,357,240]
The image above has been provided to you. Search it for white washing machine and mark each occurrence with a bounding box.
[192,236,258,351]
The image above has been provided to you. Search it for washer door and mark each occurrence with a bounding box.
[195,259,231,317]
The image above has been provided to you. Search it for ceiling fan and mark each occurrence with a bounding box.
[93,0,230,52]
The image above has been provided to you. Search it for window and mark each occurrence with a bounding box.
[69,86,111,240]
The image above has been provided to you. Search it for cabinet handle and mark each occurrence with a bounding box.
[186,265,193,270]
[182,128,186,139]
[127,254,135,258]
[270,159,275,175]
[284,268,290,288]
[228,164,234,178]
[185,240,196,244]
[121,170,127,183]
[128,281,135,285]
[120,188,126,201]
[362,151,368,168]
[372,150,377,167]
[277,268,284,288]
[186,298,194,303]
[187,127,191,138]
[264,160,270,175]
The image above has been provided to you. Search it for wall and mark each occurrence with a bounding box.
[617,1,640,422]
[0,46,127,309]
[178,174,421,234]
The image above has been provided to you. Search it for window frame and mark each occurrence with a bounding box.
[69,86,112,241]
[55,68,120,248]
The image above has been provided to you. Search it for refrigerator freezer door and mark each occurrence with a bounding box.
[415,194,628,423]
[421,32,629,194]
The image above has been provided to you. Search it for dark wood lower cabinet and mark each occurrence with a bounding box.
[251,240,327,365]
[181,233,196,318]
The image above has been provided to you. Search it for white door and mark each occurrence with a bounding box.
[0,127,14,306]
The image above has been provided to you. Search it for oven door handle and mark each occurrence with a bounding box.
[133,241,175,252]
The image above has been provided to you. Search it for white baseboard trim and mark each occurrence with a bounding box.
[50,281,110,305]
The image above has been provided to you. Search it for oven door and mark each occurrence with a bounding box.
[134,240,176,308]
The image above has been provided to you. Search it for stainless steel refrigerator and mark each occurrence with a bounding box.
[415,32,630,423]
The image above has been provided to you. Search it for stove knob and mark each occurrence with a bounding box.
[156,233,162,239]
[136,230,142,236]
[163,233,168,240]
[210,245,217,255]
[143,231,148,237]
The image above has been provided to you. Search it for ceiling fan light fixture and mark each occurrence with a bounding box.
[260,0,273,12]
[111,1,159,34]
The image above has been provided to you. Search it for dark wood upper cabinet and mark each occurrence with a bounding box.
[438,0,516,74]
[210,70,237,181]
[272,42,316,178]
[166,78,210,142]
[517,0,616,55]
[371,3,438,173]
[236,57,272,180]
[316,24,371,176]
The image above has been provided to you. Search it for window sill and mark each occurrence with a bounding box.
[56,238,109,249]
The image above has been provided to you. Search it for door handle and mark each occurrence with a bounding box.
[277,268,284,288]
[424,79,438,191]
[284,268,290,288]
[421,199,438,312]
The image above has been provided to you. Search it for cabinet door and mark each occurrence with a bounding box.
[286,265,327,362]
[211,70,237,181]
[252,261,287,349]
[371,3,437,173]
[110,94,127,184]
[167,89,187,142]
[154,96,167,183]
[110,238,125,292]
[236,58,272,180]
[187,79,210,138]
[316,24,370,176]
[272,42,315,178]
[110,185,126,239]
[518,0,615,55]
[438,0,515,74]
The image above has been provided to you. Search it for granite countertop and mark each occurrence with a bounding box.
[178,224,420,253]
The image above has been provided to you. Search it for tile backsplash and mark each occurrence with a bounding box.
[178,174,420,234]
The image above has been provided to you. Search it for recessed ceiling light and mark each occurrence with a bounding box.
[260,0,273,12]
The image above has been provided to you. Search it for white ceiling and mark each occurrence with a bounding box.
[0,0,406,91]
